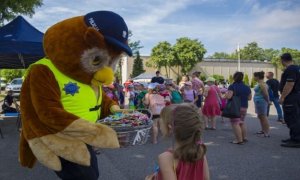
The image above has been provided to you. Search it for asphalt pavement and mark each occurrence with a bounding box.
[0,102,299,180]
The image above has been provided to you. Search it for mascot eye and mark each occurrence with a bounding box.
[92,56,101,66]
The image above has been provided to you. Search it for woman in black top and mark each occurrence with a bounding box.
[1,90,17,113]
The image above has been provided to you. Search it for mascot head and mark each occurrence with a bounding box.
[43,11,132,85]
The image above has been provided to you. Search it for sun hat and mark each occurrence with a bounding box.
[205,77,216,82]
[84,11,132,56]
[148,83,157,89]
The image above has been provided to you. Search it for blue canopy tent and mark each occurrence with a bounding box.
[0,16,44,69]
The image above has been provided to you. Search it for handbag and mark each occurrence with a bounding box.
[222,85,241,118]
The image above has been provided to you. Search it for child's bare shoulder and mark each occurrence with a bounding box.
[158,151,173,161]
[158,151,174,167]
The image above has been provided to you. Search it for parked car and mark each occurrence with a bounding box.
[5,78,23,97]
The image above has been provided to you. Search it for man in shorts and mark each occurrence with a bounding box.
[279,53,300,148]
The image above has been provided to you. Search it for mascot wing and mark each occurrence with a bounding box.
[19,65,119,171]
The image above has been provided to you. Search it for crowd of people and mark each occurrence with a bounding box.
[0,52,297,180]
[104,53,300,147]
[86,53,300,179]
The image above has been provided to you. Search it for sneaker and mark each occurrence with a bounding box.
[243,139,249,143]
[281,138,292,143]
[277,119,286,124]
[281,141,300,148]
[255,131,264,135]
[277,119,284,123]
[230,141,244,145]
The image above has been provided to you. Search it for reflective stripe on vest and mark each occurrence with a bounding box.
[31,58,102,123]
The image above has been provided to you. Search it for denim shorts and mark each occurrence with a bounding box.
[254,99,268,116]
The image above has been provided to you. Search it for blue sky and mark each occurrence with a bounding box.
[22,0,300,56]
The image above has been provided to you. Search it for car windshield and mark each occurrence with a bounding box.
[11,79,22,85]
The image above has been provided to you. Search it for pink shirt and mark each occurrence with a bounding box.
[192,77,204,94]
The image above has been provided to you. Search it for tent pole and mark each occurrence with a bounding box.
[0,69,1,94]
[18,53,26,68]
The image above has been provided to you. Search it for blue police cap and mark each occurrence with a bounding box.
[84,11,132,56]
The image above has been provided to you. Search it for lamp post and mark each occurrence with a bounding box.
[237,43,241,71]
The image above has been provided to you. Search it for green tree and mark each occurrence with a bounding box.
[131,51,145,78]
[240,42,264,61]
[148,41,174,77]
[128,30,143,55]
[200,74,206,82]
[228,75,234,84]
[243,74,250,86]
[209,51,237,60]
[209,52,231,59]
[0,0,43,25]
[212,74,224,83]
[1,69,25,82]
[173,37,206,75]
[250,77,256,88]
[263,48,280,61]
[271,48,300,69]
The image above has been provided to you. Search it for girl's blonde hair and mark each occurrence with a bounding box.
[160,103,206,162]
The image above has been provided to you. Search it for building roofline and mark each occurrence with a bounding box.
[131,56,271,64]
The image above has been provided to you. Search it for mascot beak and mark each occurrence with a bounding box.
[91,66,114,86]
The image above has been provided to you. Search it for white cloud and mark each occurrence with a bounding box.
[255,8,300,30]
[20,0,300,55]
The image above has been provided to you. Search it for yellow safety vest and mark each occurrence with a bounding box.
[30,58,102,123]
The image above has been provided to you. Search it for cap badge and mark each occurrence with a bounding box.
[122,30,127,38]
[88,17,100,31]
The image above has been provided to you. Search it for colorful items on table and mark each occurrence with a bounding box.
[98,111,150,127]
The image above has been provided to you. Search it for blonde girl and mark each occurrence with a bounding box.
[146,103,210,180]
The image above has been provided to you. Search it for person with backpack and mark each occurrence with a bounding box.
[266,72,284,123]
[135,83,148,109]
[166,82,183,104]
[144,83,166,144]
[158,84,172,106]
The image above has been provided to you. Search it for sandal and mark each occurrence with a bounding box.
[230,141,244,145]
[255,131,264,135]
[257,133,270,138]
[243,139,249,143]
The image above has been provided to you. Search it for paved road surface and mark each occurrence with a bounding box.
[0,102,299,180]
